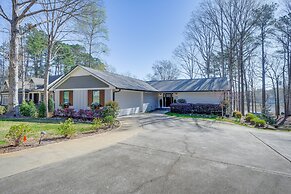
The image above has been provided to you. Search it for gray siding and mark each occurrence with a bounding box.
[73,90,88,110]
[178,92,224,104]
[57,75,109,89]
[143,92,158,112]
[115,90,142,116]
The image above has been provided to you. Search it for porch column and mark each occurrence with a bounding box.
[39,92,41,103]
[31,93,34,102]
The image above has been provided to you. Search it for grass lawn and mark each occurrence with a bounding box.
[166,112,219,120]
[0,118,94,146]
[165,112,254,127]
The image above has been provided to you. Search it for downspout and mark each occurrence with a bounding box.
[113,88,121,101]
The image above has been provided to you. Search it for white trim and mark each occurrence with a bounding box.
[55,88,114,91]
[50,66,115,91]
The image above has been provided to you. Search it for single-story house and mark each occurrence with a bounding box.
[49,65,230,116]
[0,75,61,105]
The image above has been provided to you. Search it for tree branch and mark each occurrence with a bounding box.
[0,5,11,22]
[18,0,37,20]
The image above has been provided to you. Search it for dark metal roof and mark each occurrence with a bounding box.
[49,75,62,84]
[147,77,230,92]
[81,66,158,92]
[31,75,62,89]
[50,65,229,92]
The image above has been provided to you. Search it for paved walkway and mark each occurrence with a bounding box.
[0,117,142,179]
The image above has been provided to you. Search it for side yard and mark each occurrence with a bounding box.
[0,100,120,153]
[0,117,120,154]
[0,118,93,146]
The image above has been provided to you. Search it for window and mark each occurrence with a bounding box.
[2,95,8,105]
[92,90,100,104]
[63,91,69,104]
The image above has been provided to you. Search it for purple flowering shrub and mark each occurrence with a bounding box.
[54,108,102,121]
[170,103,222,115]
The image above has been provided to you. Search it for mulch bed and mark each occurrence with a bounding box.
[0,121,120,154]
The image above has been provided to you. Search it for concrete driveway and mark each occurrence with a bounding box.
[1,113,291,194]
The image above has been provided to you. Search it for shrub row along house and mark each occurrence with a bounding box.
[48,65,230,116]
[0,76,61,105]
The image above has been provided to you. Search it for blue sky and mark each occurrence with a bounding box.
[0,0,200,79]
[104,0,200,79]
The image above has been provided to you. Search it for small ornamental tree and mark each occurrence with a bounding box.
[103,115,115,128]
[5,124,31,146]
[38,102,46,118]
[58,118,76,138]
[102,101,119,118]
[92,118,103,130]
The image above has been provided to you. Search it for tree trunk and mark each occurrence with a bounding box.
[239,39,244,115]
[44,41,52,117]
[20,35,25,103]
[261,32,266,114]
[288,35,291,116]
[8,20,20,114]
[276,77,280,117]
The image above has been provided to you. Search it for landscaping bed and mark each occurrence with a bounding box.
[0,118,120,154]
[0,100,121,154]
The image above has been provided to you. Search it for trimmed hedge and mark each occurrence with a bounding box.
[170,103,222,115]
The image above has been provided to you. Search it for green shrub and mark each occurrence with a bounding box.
[250,117,266,127]
[245,113,256,122]
[103,115,115,127]
[58,118,76,138]
[234,111,242,119]
[92,118,103,130]
[20,101,37,117]
[255,119,266,127]
[259,114,276,125]
[20,101,31,116]
[48,98,55,112]
[28,100,38,117]
[102,101,119,118]
[5,124,31,146]
[38,102,46,118]
[232,111,239,117]
[0,105,6,115]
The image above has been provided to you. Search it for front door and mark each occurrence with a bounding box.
[163,93,173,107]
[33,93,39,104]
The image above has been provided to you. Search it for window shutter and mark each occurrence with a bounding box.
[88,90,93,106]
[69,91,73,106]
[60,91,64,105]
[100,90,105,106]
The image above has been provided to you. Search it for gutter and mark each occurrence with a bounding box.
[113,89,121,101]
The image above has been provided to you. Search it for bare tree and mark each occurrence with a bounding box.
[275,1,291,116]
[76,0,108,68]
[150,60,180,81]
[185,13,216,78]
[0,0,66,114]
[173,41,198,79]
[267,56,283,117]
[254,3,277,114]
[37,0,89,116]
